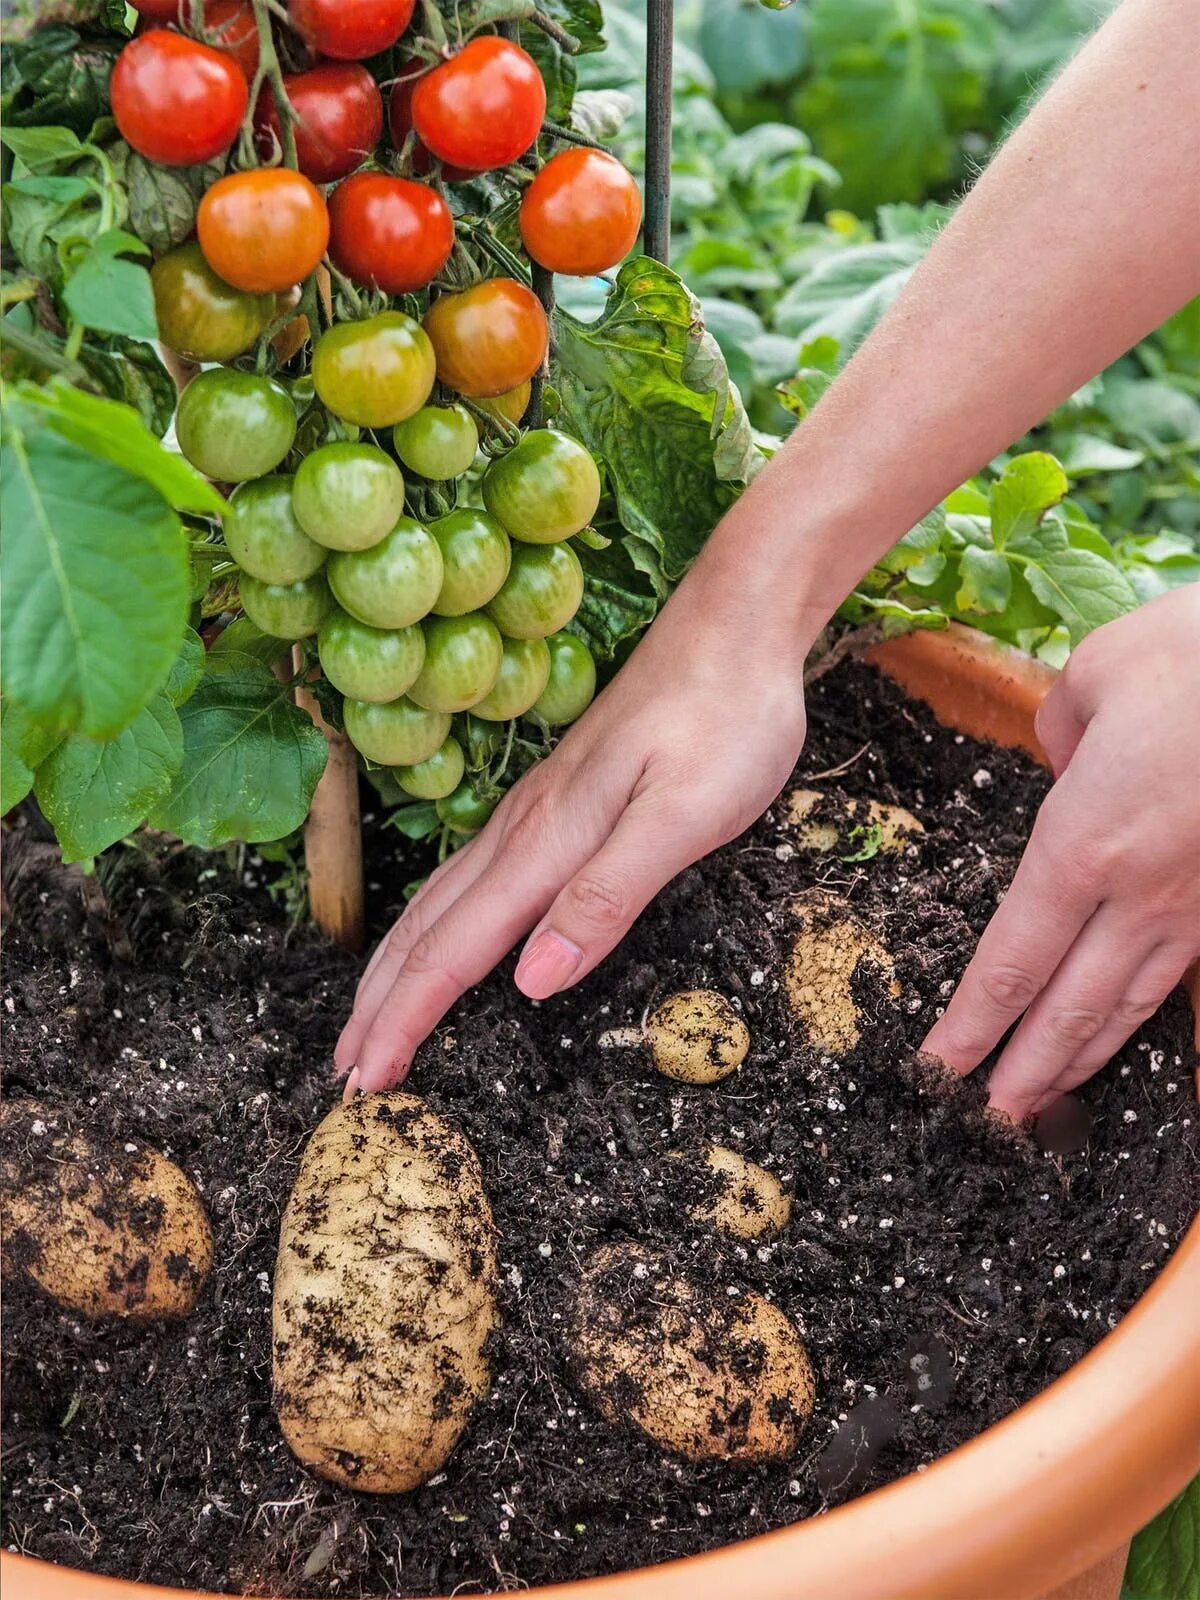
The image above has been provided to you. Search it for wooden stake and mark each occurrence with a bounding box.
[291,646,366,953]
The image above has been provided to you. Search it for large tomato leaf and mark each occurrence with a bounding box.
[0,699,62,814]
[1,404,191,739]
[35,692,183,863]
[148,652,328,848]
[554,257,757,588]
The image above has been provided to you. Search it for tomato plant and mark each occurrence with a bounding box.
[239,571,334,639]
[342,696,450,766]
[533,632,597,725]
[327,518,445,630]
[520,148,643,276]
[429,510,512,616]
[486,542,585,639]
[313,312,436,427]
[175,370,297,483]
[151,242,275,362]
[198,169,330,294]
[408,612,504,713]
[288,0,415,60]
[482,429,602,543]
[112,30,247,165]
[223,476,327,585]
[411,38,545,172]
[393,405,478,481]
[328,173,453,295]
[292,442,406,552]
[388,63,477,184]
[317,612,425,703]
[257,62,383,184]
[423,279,548,398]
[396,735,465,799]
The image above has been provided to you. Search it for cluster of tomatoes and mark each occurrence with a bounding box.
[113,0,644,831]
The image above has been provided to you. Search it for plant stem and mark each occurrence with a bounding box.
[248,0,298,169]
[0,321,95,385]
[541,119,606,151]
[528,8,580,52]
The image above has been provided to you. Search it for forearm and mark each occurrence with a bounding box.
[696,0,1200,638]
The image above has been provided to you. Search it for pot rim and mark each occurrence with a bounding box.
[5,622,1198,1600]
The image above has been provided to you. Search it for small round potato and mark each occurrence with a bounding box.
[272,1092,499,1494]
[785,789,924,856]
[0,1099,212,1320]
[784,889,900,1054]
[568,1244,814,1462]
[693,1145,791,1241]
[646,990,749,1083]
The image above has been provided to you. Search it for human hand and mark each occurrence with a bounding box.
[335,560,813,1095]
[922,584,1200,1118]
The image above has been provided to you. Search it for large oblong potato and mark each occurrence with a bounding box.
[567,1243,814,1462]
[785,889,900,1054]
[0,1098,212,1320]
[272,1092,499,1494]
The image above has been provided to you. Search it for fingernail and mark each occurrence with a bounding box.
[515,929,583,1000]
[341,1066,361,1103]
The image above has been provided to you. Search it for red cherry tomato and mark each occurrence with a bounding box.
[411,38,546,172]
[422,279,548,398]
[111,30,247,166]
[520,148,643,276]
[387,62,477,184]
[200,0,260,80]
[256,61,383,183]
[198,168,330,294]
[328,173,453,295]
[288,0,414,59]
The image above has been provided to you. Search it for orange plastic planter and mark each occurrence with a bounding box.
[5,623,1198,1600]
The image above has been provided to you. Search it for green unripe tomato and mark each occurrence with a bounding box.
[487,541,584,639]
[151,241,275,363]
[317,611,425,703]
[392,404,479,480]
[437,782,496,834]
[239,571,333,639]
[430,510,512,617]
[395,735,465,800]
[292,442,406,552]
[482,429,601,543]
[327,517,444,630]
[224,475,326,585]
[408,613,503,714]
[313,311,436,429]
[532,631,597,725]
[471,635,551,721]
[175,368,296,483]
[343,696,450,766]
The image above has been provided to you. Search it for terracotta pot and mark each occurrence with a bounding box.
[5,622,1198,1600]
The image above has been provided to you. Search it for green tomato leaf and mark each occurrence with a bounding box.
[989,451,1069,550]
[1123,1478,1200,1600]
[1,410,191,739]
[0,699,63,813]
[11,380,224,515]
[555,257,757,587]
[62,227,158,341]
[35,692,183,863]
[77,334,178,437]
[0,123,87,172]
[1021,547,1138,644]
[388,801,441,840]
[2,172,102,278]
[208,616,294,668]
[4,27,119,137]
[124,151,227,256]
[955,545,1013,614]
[148,651,327,848]
[164,628,205,707]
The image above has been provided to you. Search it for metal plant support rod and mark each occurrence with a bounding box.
[643,0,674,265]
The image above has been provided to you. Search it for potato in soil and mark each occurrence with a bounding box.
[272,1092,499,1492]
[0,1099,212,1320]
[567,1243,814,1462]
[784,889,900,1053]
[785,789,924,856]
[640,989,750,1083]
[679,1144,792,1241]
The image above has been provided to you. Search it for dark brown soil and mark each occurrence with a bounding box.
[2,662,1196,1597]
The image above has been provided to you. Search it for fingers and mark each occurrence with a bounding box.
[981,907,1160,1117]
[333,837,491,1077]
[994,941,1192,1118]
[921,788,1102,1076]
[1033,672,1088,778]
[514,789,705,999]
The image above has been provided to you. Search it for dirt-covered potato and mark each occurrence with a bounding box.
[272,1092,499,1494]
[0,1098,212,1320]
[785,889,900,1054]
[568,1243,814,1462]
[641,990,749,1083]
[785,789,924,855]
[688,1145,791,1241]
